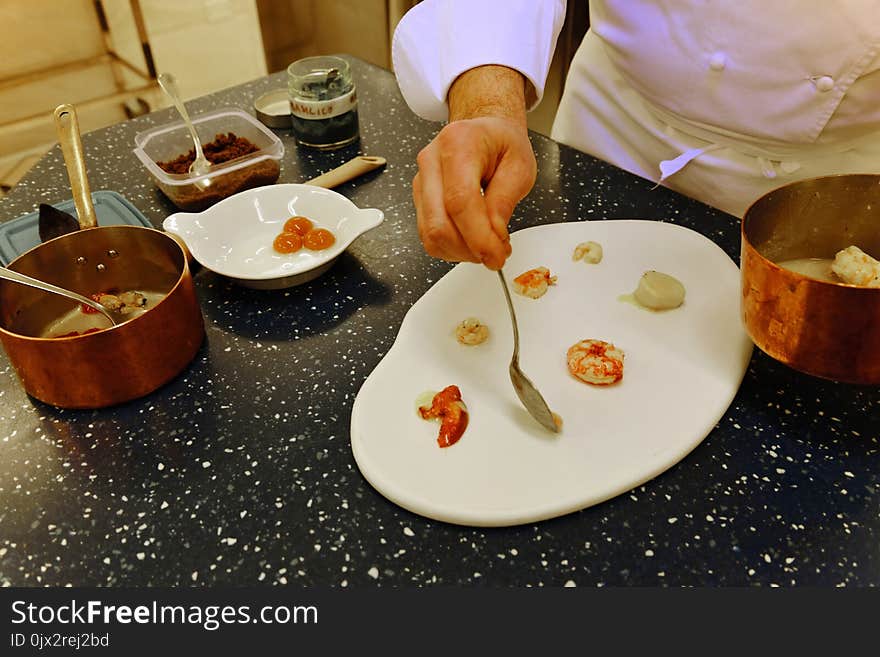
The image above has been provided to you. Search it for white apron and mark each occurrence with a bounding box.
[552,1,880,217]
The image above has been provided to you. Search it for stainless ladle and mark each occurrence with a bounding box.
[0,266,119,326]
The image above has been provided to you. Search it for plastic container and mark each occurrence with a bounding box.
[133,108,284,212]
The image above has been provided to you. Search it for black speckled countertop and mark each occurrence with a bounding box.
[0,56,877,588]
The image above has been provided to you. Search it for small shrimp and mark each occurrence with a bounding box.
[96,293,125,311]
[116,291,148,314]
[566,339,625,386]
[513,266,557,299]
[831,245,880,287]
[418,385,469,447]
[573,241,603,264]
[85,291,147,315]
[455,317,489,345]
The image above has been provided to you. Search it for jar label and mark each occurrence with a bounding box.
[290,88,357,120]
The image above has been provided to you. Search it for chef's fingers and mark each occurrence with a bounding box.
[436,126,509,270]
[414,144,478,264]
[483,140,536,254]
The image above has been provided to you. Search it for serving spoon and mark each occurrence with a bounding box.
[0,266,119,326]
[157,72,212,181]
[497,269,560,432]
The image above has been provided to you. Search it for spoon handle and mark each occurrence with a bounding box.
[53,104,98,229]
[0,267,116,326]
[157,73,207,163]
[497,269,520,362]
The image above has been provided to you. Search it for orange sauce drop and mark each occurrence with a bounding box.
[273,232,303,254]
[283,216,314,236]
[303,228,335,251]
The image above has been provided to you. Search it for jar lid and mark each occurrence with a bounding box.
[253,89,291,129]
[287,56,353,100]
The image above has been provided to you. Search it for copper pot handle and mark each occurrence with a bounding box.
[53,104,98,229]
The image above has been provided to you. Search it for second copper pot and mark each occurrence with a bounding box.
[741,174,880,384]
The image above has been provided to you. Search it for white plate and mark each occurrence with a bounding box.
[162,183,384,288]
[350,220,753,527]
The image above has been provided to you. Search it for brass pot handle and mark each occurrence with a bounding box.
[53,103,98,229]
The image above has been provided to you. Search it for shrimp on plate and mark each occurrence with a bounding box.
[566,339,625,386]
[455,318,489,345]
[513,267,557,299]
[572,241,603,264]
[418,385,469,447]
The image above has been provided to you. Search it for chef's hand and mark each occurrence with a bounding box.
[412,65,537,270]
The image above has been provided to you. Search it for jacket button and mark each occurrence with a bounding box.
[709,52,726,71]
[815,75,834,92]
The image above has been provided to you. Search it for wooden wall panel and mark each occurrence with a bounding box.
[0,0,105,77]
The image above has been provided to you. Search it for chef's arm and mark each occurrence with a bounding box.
[392,0,566,121]
[448,65,531,125]
[393,0,565,269]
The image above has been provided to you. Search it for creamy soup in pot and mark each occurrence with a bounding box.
[39,290,167,338]
[776,258,837,283]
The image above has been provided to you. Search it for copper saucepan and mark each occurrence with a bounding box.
[741,173,880,384]
[0,225,204,408]
[0,103,204,408]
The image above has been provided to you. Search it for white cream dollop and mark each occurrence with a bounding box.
[632,270,686,310]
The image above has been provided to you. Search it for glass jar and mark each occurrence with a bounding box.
[287,55,360,150]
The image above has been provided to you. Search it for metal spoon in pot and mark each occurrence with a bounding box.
[157,72,212,181]
[0,267,119,327]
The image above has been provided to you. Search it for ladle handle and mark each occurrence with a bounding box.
[0,267,116,326]
[53,104,98,229]
[305,156,387,189]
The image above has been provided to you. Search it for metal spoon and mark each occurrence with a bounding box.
[0,267,119,326]
[497,269,560,432]
[157,72,212,181]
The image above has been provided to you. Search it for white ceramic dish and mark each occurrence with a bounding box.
[162,183,384,288]
[350,220,753,527]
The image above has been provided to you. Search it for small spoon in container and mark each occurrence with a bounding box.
[0,266,119,326]
[157,72,212,182]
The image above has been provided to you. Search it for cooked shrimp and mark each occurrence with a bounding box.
[573,241,603,264]
[418,385,469,447]
[831,245,880,287]
[513,266,557,299]
[455,317,489,345]
[566,339,625,386]
[96,291,148,314]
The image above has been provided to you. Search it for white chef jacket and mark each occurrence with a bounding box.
[392,0,880,217]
